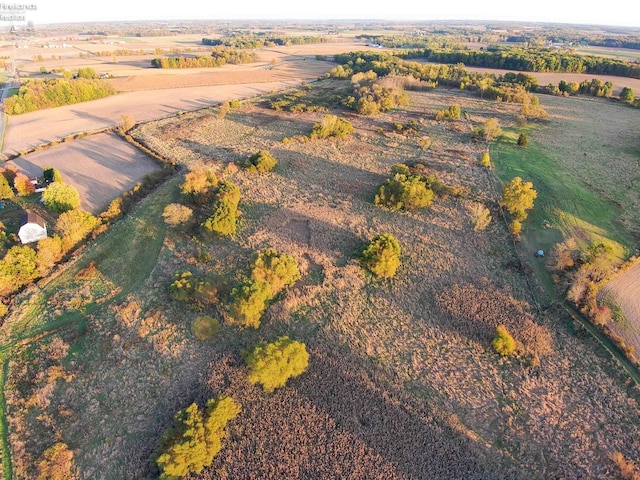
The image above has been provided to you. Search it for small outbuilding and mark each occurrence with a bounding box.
[18,212,47,244]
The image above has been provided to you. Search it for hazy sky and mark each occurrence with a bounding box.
[15,0,640,28]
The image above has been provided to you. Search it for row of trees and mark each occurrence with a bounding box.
[5,78,115,115]
[202,35,331,48]
[151,49,256,69]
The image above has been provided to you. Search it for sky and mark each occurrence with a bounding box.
[11,0,640,28]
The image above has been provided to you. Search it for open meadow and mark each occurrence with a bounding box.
[1,79,639,479]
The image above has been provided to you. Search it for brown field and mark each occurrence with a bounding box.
[7,132,161,212]
[600,263,640,355]
[3,83,640,479]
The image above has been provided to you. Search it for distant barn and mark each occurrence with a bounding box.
[18,212,47,244]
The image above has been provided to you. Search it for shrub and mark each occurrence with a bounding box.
[435,104,461,121]
[229,280,272,328]
[243,336,309,393]
[480,152,491,168]
[418,136,432,150]
[251,248,300,295]
[155,397,241,480]
[517,133,529,147]
[43,166,64,183]
[162,203,193,227]
[202,198,237,236]
[243,150,277,173]
[310,114,354,140]
[471,204,492,232]
[390,163,411,175]
[361,233,402,279]
[42,182,81,213]
[510,219,522,236]
[36,442,75,480]
[192,315,221,340]
[374,174,434,211]
[492,325,517,356]
[474,118,502,142]
[180,168,218,204]
[170,270,198,302]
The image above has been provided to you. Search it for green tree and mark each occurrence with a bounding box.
[0,174,14,199]
[251,248,300,295]
[620,87,635,103]
[375,174,434,211]
[55,210,99,251]
[43,167,64,183]
[500,177,537,221]
[42,182,81,213]
[361,233,402,279]
[155,397,241,480]
[243,150,277,172]
[244,336,309,393]
[310,114,354,139]
[202,198,237,236]
[492,325,517,356]
[229,280,272,328]
[0,245,38,295]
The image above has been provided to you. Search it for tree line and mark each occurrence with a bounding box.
[151,48,256,68]
[202,35,331,49]
[4,78,115,115]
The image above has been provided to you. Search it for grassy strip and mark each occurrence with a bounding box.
[0,356,11,480]
[0,175,178,479]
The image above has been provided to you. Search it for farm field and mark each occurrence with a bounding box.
[600,263,640,355]
[1,79,639,479]
[7,131,161,213]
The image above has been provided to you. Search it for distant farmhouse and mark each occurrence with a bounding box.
[18,212,47,244]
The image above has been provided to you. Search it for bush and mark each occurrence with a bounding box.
[202,198,237,236]
[243,150,277,173]
[229,280,272,328]
[170,270,198,302]
[361,233,402,279]
[43,167,64,183]
[251,248,300,295]
[155,397,241,480]
[162,203,193,227]
[310,114,354,140]
[390,163,411,175]
[42,182,81,213]
[435,104,461,121]
[517,133,529,147]
[192,315,221,340]
[243,336,309,393]
[492,325,517,356]
[374,174,434,211]
[180,168,218,204]
[480,152,491,168]
[36,442,75,480]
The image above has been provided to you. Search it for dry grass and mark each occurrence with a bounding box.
[4,83,640,479]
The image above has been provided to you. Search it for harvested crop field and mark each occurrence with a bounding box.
[2,81,639,479]
[8,132,161,212]
[600,262,640,354]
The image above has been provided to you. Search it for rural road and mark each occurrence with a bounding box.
[1,79,304,156]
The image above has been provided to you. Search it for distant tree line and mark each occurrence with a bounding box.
[202,35,331,48]
[151,48,256,68]
[5,78,115,115]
